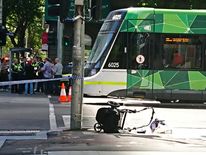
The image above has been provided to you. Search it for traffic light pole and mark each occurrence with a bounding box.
[57,16,63,63]
[0,0,2,24]
[71,0,84,130]
[0,47,2,58]
[0,0,2,57]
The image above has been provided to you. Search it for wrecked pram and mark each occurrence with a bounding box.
[94,101,163,133]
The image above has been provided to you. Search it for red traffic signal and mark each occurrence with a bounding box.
[41,32,48,44]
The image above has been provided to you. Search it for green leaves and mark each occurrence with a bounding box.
[2,0,44,48]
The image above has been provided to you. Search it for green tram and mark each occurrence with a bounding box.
[84,7,206,102]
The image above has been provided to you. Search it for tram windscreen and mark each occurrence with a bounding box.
[84,10,126,77]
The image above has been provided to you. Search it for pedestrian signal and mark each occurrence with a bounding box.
[0,25,7,46]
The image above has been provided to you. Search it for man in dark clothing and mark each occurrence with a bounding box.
[24,60,35,95]
[36,57,44,93]
[18,57,26,93]
[32,57,39,92]
[11,59,19,93]
[0,58,9,91]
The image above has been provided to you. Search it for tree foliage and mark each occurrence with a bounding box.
[2,0,44,49]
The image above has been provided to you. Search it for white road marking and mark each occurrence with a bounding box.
[0,139,5,149]
[0,131,47,140]
[0,130,40,134]
[49,103,57,130]
[62,115,70,129]
[0,130,47,149]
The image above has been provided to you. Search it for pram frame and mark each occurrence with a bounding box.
[94,101,155,133]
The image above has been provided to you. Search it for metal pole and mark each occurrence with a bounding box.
[8,49,12,81]
[80,3,85,110]
[0,46,2,58]
[0,0,2,58]
[57,16,63,63]
[71,0,84,130]
[0,0,2,24]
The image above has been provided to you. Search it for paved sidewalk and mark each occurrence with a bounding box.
[1,129,206,154]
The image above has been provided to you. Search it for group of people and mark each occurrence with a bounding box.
[40,57,63,95]
[0,56,63,95]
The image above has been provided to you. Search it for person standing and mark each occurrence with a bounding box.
[36,57,44,93]
[11,59,19,93]
[31,57,39,92]
[0,58,9,91]
[41,58,54,95]
[24,59,35,95]
[53,58,63,95]
[18,57,27,94]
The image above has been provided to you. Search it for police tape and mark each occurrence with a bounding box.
[0,76,82,86]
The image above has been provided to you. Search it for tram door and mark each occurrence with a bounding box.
[126,19,154,97]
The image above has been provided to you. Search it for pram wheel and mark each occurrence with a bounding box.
[94,123,103,132]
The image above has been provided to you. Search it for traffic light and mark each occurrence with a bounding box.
[46,0,72,22]
[84,0,91,20]
[63,35,70,46]
[48,31,56,45]
[47,0,60,17]
[91,0,110,21]
[0,25,7,46]
[59,0,69,22]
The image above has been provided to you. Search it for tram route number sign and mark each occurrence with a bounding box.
[136,55,145,64]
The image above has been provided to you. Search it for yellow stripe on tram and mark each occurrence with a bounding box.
[63,74,72,77]
[84,81,126,86]
[62,74,127,86]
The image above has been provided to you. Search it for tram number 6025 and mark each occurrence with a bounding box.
[108,62,119,68]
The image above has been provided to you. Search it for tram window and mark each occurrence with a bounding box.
[127,33,205,70]
[162,34,204,70]
[104,32,127,69]
[127,33,150,69]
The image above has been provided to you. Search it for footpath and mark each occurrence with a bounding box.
[0,92,206,154]
[1,127,206,154]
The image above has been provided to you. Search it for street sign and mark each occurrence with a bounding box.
[136,55,145,64]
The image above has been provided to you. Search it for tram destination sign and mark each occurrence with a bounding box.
[165,37,190,43]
